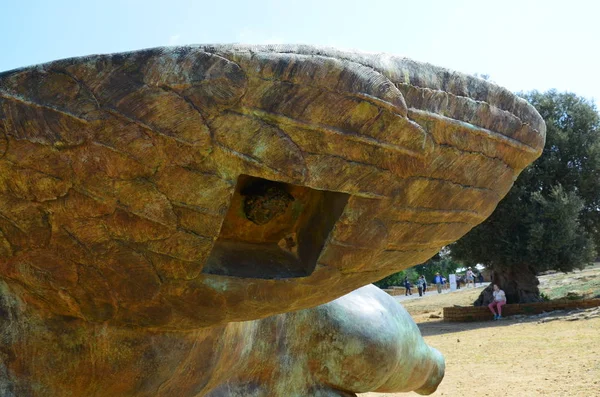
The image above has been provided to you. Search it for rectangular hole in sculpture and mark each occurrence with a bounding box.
[203,175,349,279]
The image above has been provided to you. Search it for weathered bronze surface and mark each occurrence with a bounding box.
[0,45,545,396]
[0,45,545,329]
[0,282,443,396]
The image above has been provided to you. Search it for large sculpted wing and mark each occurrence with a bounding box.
[0,45,545,328]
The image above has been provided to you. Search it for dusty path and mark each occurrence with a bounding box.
[361,267,600,397]
[392,283,489,304]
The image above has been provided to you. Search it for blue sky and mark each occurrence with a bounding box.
[1,0,598,104]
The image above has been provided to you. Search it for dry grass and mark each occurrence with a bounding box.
[361,265,600,397]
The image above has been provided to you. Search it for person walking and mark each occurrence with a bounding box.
[434,273,443,294]
[416,276,425,297]
[404,276,412,296]
[488,284,507,320]
[422,275,427,295]
[466,267,475,288]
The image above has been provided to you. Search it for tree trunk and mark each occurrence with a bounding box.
[474,265,543,306]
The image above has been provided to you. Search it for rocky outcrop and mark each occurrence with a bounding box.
[0,45,545,329]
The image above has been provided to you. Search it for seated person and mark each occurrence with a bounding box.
[488,284,506,320]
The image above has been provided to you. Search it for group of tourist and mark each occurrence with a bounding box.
[404,273,449,297]
[403,272,508,320]
[402,267,490,297]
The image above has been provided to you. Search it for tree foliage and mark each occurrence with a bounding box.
[374,251,459,288]
[522,91,600,247]
[451,90,600,302]
[374,268,418,289]
[412,251,460,283]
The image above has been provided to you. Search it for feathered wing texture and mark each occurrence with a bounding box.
[0,45,545,328]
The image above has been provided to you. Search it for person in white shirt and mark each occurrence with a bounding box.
[466,267,475,288]
[488,284,507,320]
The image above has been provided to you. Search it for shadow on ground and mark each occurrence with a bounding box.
[418,307,599,337]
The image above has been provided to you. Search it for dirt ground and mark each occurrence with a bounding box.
[361,266,600,397]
